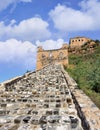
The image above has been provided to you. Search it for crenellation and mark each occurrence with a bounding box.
[36,44,68,70]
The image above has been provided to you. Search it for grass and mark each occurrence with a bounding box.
[66,44,100,108]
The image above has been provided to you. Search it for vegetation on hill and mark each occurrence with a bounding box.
[66,41,100,108]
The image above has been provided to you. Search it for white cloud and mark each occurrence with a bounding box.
[0,38,65,69]
[49,0,100,31]
[36,39,65,50]
[0,0,32,12]
[0,17,51,41]
[0,39,36,68]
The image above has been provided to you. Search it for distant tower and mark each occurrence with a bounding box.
[69,36,91,48]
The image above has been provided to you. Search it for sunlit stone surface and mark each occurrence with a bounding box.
[0,64,99,130]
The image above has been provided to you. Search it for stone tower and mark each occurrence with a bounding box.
[69,36,91,48]
[36,44,68,70]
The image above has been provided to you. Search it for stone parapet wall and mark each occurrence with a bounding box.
[62,67,100,130]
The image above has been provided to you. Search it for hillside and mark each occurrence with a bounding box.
[66,41,100,108]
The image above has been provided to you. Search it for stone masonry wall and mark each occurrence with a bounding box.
[0,64,100,130]
[36,44,68,70]
[62,67,100,130]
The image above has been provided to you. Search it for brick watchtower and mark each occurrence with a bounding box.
[36,44,68,70]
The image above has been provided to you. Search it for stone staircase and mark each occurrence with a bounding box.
[0,64,99,130]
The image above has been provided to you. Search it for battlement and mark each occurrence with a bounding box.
[36,44,69,70]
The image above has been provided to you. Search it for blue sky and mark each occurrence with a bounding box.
[0,0,100,82]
